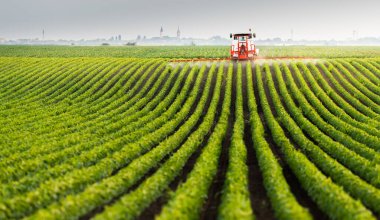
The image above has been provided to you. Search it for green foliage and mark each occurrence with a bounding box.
[246,61,312,220]
[1,45,380,58]
[157,63,232,220]
[257,63,376,220]
[1,57,380,219]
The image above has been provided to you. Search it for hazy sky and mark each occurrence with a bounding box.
[1,0,379,40]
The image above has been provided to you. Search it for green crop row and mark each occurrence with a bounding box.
[246,62,312,220]
[273,62,380,187]
[157,62,232,220]
[0,61,170,183]
[2,57,380,219]
[0,63,186,201]
[0,60,157,172]
[92,63,221,220]
[351,60,380,86]
[2,45,380,58]
[326,60,380,114]
[218,63,253,220]
[304,62,380,130]
[26,63,220,220]
[257,64,376,220]
[0,62,187,187]
[283,62,380,159]
[338,60,380,97]
[317,61,380,120]
[0,63,201,218]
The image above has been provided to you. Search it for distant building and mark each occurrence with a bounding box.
[160,26,163,38]
[177,26,181,39]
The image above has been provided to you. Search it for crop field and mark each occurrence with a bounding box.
[2,45,380,58]
[1,52,380,220]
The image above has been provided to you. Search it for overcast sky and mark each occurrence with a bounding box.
[1,0,379,40]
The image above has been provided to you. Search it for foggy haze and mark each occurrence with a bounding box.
[0,0,379,41]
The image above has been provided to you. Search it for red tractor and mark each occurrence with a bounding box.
[230,29,259,60]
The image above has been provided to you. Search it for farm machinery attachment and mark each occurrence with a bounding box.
[230,29,259,60]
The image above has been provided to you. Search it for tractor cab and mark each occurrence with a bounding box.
[230,29,259,60]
